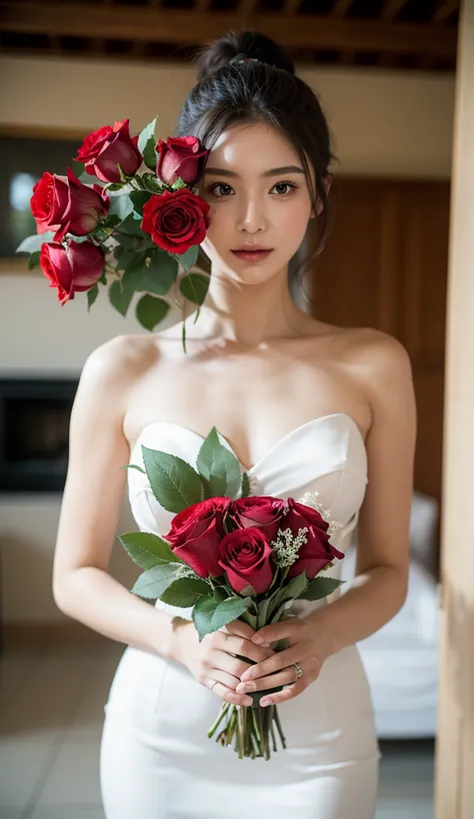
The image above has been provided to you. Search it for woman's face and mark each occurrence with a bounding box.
[197,121,315,286]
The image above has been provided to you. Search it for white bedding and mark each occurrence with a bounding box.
[339,545,440,738]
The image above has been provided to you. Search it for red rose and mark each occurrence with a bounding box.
[164,497,230,578]
[230,496,286,542]
[285,499,345,579]
[39,239,105,305]
[74,118,143,183]
[141,188,210,254]
[156,136,208,186]
[31,167,110,243]
[218,527,274,595]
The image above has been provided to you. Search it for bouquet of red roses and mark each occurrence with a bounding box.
[16,117,211,350]
[119,427,345,760]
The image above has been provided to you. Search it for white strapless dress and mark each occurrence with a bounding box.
[100,414,381,819]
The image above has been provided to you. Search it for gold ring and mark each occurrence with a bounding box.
[293,662,303,680]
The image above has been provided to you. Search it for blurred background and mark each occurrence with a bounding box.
[0,1,460,817]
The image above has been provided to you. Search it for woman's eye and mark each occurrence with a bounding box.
[209,183,234,197]
[272,182,297,195]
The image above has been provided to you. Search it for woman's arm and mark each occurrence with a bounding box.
[305,330,417,655]
[52,335,186,660]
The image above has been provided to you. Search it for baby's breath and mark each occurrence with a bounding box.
[271,526,308,568]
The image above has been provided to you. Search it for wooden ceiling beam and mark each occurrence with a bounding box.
[433,0,459,24]
[0,2,457,58]
[332,0,355,16]
[381,0,409,19]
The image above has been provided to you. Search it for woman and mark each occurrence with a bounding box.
[52,30,416,819]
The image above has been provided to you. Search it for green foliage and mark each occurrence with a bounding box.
[141,445,203,513]
[192,595,253,642]
[28,250,41,271]
[135,294,170,330]
[179,272,209,305]
[118,531,185,571]
[196,427,241,500]
[297,576,344,601]
[109,279,134,317]
[87,284,99,310]
[160,578,211,607]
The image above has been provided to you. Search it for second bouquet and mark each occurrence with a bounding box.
[119,428,345,761]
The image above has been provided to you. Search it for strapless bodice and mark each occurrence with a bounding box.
[127,413,368,620]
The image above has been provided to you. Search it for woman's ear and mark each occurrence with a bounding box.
[312,174,333,218]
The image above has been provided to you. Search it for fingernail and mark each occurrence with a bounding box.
[252,635,264,645]
[260,698,271,707]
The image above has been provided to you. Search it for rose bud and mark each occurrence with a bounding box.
[156,136,209,186]
[285,499,345,579]
[74,118,143,183]
[141,188,210,254]
[229,496,286,543]
[164,497,230,578]
[218,527,274,596]
[39,239,105,306]
[31,167,110,243]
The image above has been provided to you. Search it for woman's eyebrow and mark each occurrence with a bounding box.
[204,165,305,178]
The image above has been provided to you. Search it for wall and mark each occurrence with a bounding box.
[0,54,455,623]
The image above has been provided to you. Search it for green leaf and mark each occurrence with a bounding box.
[171,176,187,191]
[109,279,134,317]
[160,578,211,607]
[102,211,122,228]
[116,248,139,270]
[298,576,344,601]
[141,445,203,513]
[28,250,41,271]
[119,213,144,238]
[108,195,134,221]
[125,250,177,296]
[172,245,199,273]
[98,269,107,285]
[118,530,184,570]
[104,183,124,192]
[192,595,253,642]
[121,463,146,474]
[130,190,152,216]
[196,427,241,499]
[16,232,55,254]
[137,116,157,157]
[140,173,166,194]
[143,137,157,173]
[179,272,209,305]
[135,294,170,331]
[131,563,181,600]
[115,233,140,252]
[241,472,251,498]
[87,284,99,310]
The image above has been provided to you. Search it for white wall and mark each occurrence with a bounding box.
[0,54,455,623]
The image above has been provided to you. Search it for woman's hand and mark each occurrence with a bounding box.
[174,618,276,707]
[235,616,328,707]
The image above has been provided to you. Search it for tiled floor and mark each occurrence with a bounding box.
[0,642,435,819]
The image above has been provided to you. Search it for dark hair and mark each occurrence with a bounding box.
[177,30,338,296]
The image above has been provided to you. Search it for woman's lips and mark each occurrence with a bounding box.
[231,249,273,263]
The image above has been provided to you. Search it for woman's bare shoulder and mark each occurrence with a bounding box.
[82,333,160,386]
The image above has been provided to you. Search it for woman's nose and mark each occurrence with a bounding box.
[237,197,267,233]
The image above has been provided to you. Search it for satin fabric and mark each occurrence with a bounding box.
[100,414,381,818]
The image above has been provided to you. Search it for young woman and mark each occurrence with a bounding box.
[52,30,416,819]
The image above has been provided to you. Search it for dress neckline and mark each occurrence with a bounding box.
[130,412,367,474]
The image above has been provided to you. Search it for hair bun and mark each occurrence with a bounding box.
[196,30,295,82]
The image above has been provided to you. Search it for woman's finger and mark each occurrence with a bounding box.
[206,676,253,706]
[259,680,306,707]
[235,665,299,694]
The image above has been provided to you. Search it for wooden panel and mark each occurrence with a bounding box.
[310,176,450,513]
